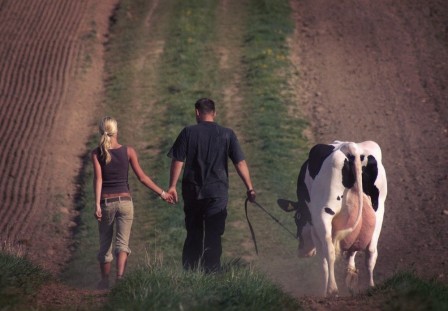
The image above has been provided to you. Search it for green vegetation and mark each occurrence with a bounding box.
[0,252,50,308]
[243,0,308,197]
[105,260,300,311]
[60,0,448,310]
[144,0,221,263]
[371,272,448,311]
[63,0,308,307]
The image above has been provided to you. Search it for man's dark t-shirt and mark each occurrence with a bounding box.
[168,121,245,200]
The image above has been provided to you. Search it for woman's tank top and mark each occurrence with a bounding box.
[100,146,130,194]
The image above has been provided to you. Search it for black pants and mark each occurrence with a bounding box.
[182,197,227,273]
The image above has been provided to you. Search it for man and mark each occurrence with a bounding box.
[167,98,256,273]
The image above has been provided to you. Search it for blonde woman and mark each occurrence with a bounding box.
[91,116,173,289]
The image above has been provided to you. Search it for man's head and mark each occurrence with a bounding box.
[195,98,216,122]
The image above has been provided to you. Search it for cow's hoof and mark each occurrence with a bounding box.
[327,287,339,297]
[345,267,359,294]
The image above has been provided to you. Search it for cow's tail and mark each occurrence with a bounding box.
[334,143,363,254]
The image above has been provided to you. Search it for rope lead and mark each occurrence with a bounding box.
[244,198,297,255]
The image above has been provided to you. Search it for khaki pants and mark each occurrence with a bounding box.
[97,199,134,263]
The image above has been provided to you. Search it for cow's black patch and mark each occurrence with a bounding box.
[324,207,335,215]
[362,155,380,211]
[295,159,313,238]
[297,159,310,204]
[342,155,356,188]
[308,144,335,179]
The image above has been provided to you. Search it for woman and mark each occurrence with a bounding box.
[91,116,173,289]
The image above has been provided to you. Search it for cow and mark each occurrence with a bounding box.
[278,140,387,296]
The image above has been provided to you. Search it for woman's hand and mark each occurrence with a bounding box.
[161,190,175,204]
[94,206,102,221]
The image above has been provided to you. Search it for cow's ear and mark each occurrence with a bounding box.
[277,199,298,212]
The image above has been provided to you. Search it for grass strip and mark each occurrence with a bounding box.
[142,0,222,263]
[105,260,301,311]
[242,0,308,197]
[0,252,50,308]
[63,0,166,287]
[370,272,448,311]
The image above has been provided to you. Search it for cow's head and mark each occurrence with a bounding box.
[277,199,316,257]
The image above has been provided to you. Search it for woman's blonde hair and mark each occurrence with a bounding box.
[98,116,118,164]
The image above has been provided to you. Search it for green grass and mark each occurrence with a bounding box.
[370,272,448,311]
[143,0,222,263]
[65,0,307,297]
[0,252,50,309]
[242,0,308,196]
[62,0,448,310]
[105,259,301,311]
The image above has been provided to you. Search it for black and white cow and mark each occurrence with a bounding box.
[278,141,387,296]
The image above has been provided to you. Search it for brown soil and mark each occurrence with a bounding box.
[0,0,117,308]
[288,0,448,308]
[1,0,447,310]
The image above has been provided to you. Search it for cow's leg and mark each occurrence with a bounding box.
[365,246,377,287]
[366,235,380,287]
[311,227,328,296]
[314,217,338,296]
[324,234,338,296]
[345,251,359,294]
[321,256,329,296]
[366,202,385,287]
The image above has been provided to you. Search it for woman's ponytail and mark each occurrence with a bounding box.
[98,116,117,164]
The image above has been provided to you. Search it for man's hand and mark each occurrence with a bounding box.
[246,189,256,203]
[167,186,178,204]
[161,191,175,204]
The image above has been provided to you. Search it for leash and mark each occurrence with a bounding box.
[244,198,297,255]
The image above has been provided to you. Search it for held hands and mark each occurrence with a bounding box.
[246,189,256,203]
[167,186,178,204]
[160,190,175,204]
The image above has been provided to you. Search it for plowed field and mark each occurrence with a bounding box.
[1,0,447,310]
[0,0,117,273]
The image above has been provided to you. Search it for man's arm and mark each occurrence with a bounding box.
[168,159,184,203]
[234,160,256,202]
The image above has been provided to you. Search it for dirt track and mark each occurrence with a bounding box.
[291,0,448,289]
[0,0,447,309]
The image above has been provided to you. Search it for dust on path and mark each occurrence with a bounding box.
[288,0,448,303]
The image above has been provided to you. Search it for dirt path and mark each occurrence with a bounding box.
[3,0,447,309]
[288,0,448,303]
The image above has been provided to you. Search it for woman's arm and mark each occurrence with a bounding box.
[91,150,103,221]
[128,146,173,203]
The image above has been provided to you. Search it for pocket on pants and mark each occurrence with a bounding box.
[119,200,134,219]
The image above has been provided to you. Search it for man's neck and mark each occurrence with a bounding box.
[197,115,215,123]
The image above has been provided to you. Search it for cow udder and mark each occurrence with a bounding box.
[332,191,376,252]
